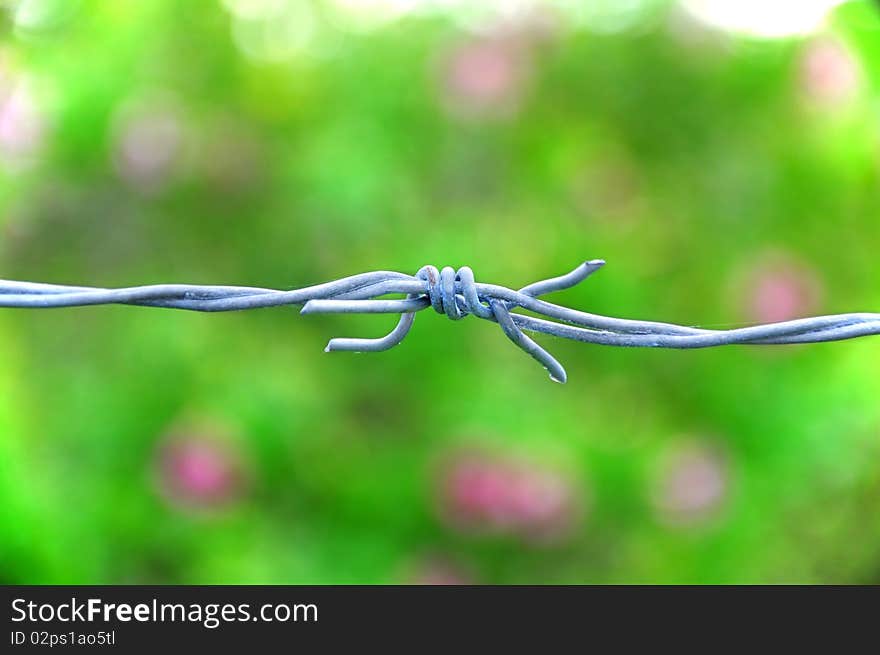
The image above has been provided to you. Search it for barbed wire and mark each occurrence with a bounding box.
[1,260,878,383]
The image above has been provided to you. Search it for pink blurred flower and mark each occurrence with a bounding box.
[651,441,730,527]
[0,75,46,168]
[199,119,266,197]
[403,555,474,586]
[112,98,185,193]
[799,38,860,108]
[436,450,581,544]
[155,421,247,512]
[666,4,733,59]
[438,37,531,120]
[741,254,824,324]
[568,150,643,224]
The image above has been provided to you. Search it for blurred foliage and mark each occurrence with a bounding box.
[1,0,879,583]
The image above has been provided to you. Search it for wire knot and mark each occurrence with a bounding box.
[302,260,610,383]
[417,266,493,321]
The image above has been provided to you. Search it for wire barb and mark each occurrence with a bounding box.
[1,260,878,383]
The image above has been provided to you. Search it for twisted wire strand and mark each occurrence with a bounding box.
[1,260,878,383]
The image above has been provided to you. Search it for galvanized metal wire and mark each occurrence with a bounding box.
[2,260,878,383]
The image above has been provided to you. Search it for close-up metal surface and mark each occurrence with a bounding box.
[2,259,878,383]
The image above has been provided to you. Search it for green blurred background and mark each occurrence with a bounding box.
[1,0,879,584]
